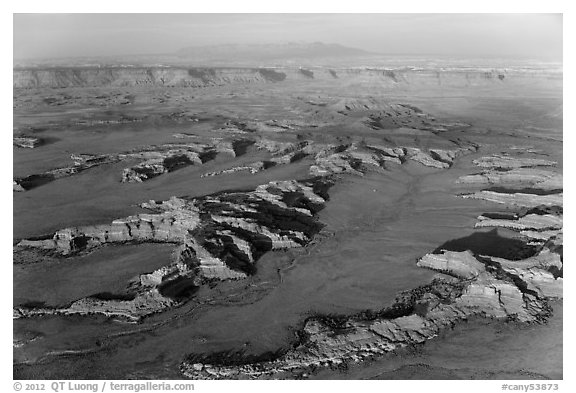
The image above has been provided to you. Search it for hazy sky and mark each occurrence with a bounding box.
[13,13,563,60]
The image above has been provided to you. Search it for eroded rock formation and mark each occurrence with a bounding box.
[14,179,332,320]
[458,168,562,190]
[200,139,475,180]
[13,139,255,190]
[14,153,119,191]
[472,155,556,169]
[458,154,561,193]
[461,191,562,208]
[181,242,559,378]
[475,213,562,232]
[13,136,43,148]
[181,229,562,379]
[179,146,562,380]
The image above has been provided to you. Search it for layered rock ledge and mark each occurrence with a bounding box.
[14,179,332,321]
[13,136,43,149]
[179,147,562,380]
[472,155,556,170]
[181,243,559,379]
[458,168,562,191]
[461,191,562,208]
[202,139,477,180]
[13,138,254,191]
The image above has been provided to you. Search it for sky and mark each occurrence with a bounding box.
[13,13,563,60]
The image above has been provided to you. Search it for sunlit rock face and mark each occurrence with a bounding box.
[14,66,550,89]
[458,168,562,190]
[14,179,332,320]
[417,250,486,279]
[180,145,563,380]
[461,191,562,208]
[475,213,562,232]
[199,138,477,180]
[13,139,253,190]
[13,136,43,148]
[472,155,556,170]
[182,240,561,379]
[13,153,120,191]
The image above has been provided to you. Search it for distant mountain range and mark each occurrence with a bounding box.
[15,42,561,70]
[15,42,377,68]
[176,42,376,62]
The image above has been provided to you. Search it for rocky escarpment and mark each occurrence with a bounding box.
[202,138,478,179]
[475,211,562,233]
[13,129,472,191]
[13,136,44,148]
[181,241,559,379]
[459,154,562,208]
[362,103,468,132]
[117,140,252,183]
[13,139,255,191]
[13,66,562,89]
[296,96,469,132]
[217,118,325,134]
[458,168,562,191]
[459,154,563,246]
[14,179,333,321]
[14,67,279,89]
[13,153,119,191]
[180,148,562,380]
[471,155,556,170]
[461,191,562,208]
[13,95,478,191]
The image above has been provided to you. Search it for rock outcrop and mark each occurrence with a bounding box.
[13,66,562,90]
[461,191,562,208]
[472,155,556,169]
[309,144,473,176]
[417,250,486,279]
[458,168,562,190]
[181,246,556,379]
[14,179,332,320]
[202,162,266,178]
[14,153,119,191]
[475,213,562,231]
[180,146,563,380]
[120,149,203,183]
[181,239,561,379]
[481,249,563,299]
[199,139,474,180]
[13,139,254,190]
[13,136,43,148]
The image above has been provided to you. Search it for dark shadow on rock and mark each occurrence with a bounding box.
[198,150,218,163]
[185,348,287,367]
[231,139,255,157]
[481,212,519,220]
[15,174,56,190]
[523,205,563,216]
[91,292,136,301]
[163,155,194,172]
[158,277,199,301]
[187,68,217,84]
[484,187,563,196]
[433,229,538,260]
[257,68,287,82]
